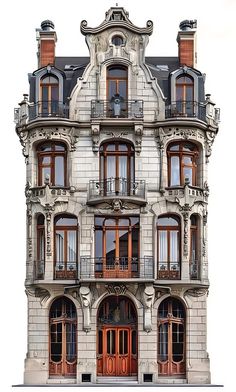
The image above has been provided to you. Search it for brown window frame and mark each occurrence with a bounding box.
[167,141,199,187]
[40,74,59,115]
[157,215,181,280]
[37,141,67,187]
[158,297,185,376]
[190,214,199,279]
[107,65,128,100]
[95,216,139,278]
[36,214,45,279]
[54,215,78,280]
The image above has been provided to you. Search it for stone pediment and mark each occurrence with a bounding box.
[81,7,153,36]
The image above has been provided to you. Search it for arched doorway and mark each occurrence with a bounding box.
[49,297,77,377]
[97,295,137,377]
[158,297,185,376]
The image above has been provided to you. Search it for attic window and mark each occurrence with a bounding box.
[112,35,124,46]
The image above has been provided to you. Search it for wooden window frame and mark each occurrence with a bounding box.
[37,142,67,187]
[106,65,128,102]
[95,216,139,278]
[40,74,59,115]
[54,215,78,280]
[190,215,199,279]
[158,298,185,376]
[167,141,199,187]
[157,215,181,279]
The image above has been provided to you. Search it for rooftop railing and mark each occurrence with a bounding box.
[29,101,69,120]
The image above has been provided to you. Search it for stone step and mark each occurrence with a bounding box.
[47,378,77,384]
[158,378,187,384]
[97,376,138,384]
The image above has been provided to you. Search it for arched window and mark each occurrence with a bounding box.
[167,141,199,187]
[107,65,128,117]
[49,297,77,377]
[97,296,137,377]
[95,216,139,278]
[40,74,59,116]
[100,141,134,196]
[54,215,78,279]
[190,214,200,279]
[37,141,67,187]
[36,214,45,279]
[158,297,185,376]
[157,215,180,279]
[112,35,124,46]
[176,75,194,115]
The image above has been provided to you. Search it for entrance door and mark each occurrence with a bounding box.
[98,327,137,376]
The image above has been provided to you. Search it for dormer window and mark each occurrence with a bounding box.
[112,35,124,46]
[40,74,59,116]
[175,75,194,115]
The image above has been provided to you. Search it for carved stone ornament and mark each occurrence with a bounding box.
[205,130,216,163]
[35,288,51,305]
[142,284,155,333]
[106,284,127,296]
[79,286,92,332]
[134,124,143,155]
[97,199,139,213]
[91,124,100,153]
[28,127,79,152]
[18,129,29,158]
[184,287,209,297]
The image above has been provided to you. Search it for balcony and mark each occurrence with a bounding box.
[91,99,143,119]
[157,262,180,280]
[54,261,77,280]
[29,101,69,121]
[165,101,206,121]
[80,257,154,279]
[88,178,146,205]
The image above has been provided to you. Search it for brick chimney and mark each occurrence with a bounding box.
[177,20,197,68]
[36,20,57,68]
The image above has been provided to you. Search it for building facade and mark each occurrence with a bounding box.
[14,7,219,385]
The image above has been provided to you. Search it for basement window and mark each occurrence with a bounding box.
[82,373,91,382]
[144,373,153,382]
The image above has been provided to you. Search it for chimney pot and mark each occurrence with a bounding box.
[41,20,55,31]
[179,19,197,31]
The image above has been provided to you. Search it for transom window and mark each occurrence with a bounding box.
[158,297,185,376]
[95,216,139,278]
[54,215,78,279]
[157,215,180,279]
[100,141,134,196]
[37,142,67,187]
[167,141,199,187]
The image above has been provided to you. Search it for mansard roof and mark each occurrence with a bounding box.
[80,7,153,36]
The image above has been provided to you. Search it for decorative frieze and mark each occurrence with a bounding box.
[105,283,127,296]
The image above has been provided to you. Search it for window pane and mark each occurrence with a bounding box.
[172,323,184,362]
[55,156,65,186]
[183,166,193,185]
[106,230,116,264]
[95,230,103,259]
[119,230,128,264]
[158,231,167,263]
[42,156,51,164]
[107,330,115,354]
[119,156,127,179]
[112,36,124,46]
[170,231,179,262]
[118,80,127,99]
[67,230,76,264]
[157,216,179,226]
[38,229,45,261]
[42,167,51,184]
[119,330,128,355]
[132,228,139,259]
[66,323,76,362]
[56,231,64,270]
[108,67,127,78]
[51,85,59,101]
[50,322,62,362]
[42,86,49,101]
[170,156,180,186]
[191,229,197,261]
[55,216,77,226]
[108,80,117,99]
[159,323,168,361]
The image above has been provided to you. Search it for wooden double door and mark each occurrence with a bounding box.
[97,326,137,376]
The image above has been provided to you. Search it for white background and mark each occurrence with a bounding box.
[0,0,235,391]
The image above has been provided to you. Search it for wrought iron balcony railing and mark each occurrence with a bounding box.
[91,99,143,119]
[88,178,146,201]
[80,257,154,279]
[157,261,181,280]
[165,101,206,121]
[54,261,77,280]
[29,101,69,120]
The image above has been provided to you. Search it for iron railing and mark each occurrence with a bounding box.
[157,261,181,280]
[80,257,154,279]
[29,101,69,120]
[54,261,77,280]
[165,101,206,121]
[88,178,146,200]
[91,99,143,119]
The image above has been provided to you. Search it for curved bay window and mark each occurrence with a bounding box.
[95,216,139,278]
[107,65,128,117]
[190,214,200,279]
[158,297,185,376]
[176,75,194,116]
[100,141,134,196]
[54,215,78,279]
[97,296,137,376]
[157,215,180,279]
[37,142,67,187]
[167,141,199,187]
[36,214,45,280]
[49,297,77,377]
[40,74,59,116]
